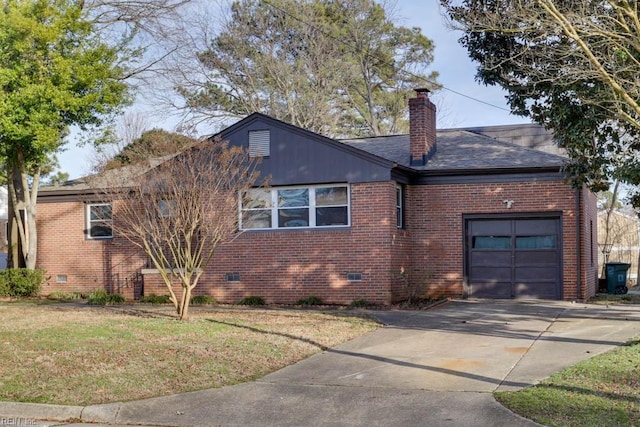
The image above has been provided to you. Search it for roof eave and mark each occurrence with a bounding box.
[418,165,564,177]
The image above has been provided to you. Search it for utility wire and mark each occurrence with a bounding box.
[260,0,511,112]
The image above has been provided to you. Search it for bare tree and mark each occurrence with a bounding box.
[90,112,151,172]
[91,139,261,320]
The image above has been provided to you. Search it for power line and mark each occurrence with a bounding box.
[260,0,511,112]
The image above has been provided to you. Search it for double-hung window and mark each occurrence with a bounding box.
[87,203,113,239]
[241,185,349,229]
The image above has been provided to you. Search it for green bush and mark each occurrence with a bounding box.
[190,295,217,305]
[238,295,265,306]
[296,296,323,306]
[0,278,8,297]
[139,293,171,304]
[87,289,125,306]
[0,268,44,297]
[349,299,372,308]
[48,291,85,301]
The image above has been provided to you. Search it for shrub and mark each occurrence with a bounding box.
[48,291,85,301]
[296,296,323,306]
[139,294,171,304]
[190,295,217,305]
[87,290,125,306]
[0,278,8,297]
[238,295,265,306]
[0,268,44,297]
[349,299,372,308]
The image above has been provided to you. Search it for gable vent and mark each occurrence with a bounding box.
[249,130,270,157]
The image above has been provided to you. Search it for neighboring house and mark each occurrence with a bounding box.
[0,187,7,269]
[598,210,640,285]
[36,90,598,303]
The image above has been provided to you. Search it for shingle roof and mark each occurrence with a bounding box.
[341,128,567,171]
[461,123,565,156]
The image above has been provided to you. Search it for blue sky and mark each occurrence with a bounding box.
[58,0,529,179]
[405,0,526,127]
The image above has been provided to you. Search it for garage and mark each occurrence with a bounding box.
[465,216,561,299]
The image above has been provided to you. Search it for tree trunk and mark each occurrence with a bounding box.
[7,164,26,268]
[7,152,41,270]
[179,283,192,321]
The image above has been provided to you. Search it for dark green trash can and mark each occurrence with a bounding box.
[605,262,630,295]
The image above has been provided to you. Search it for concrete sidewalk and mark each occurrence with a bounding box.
[2,299,639,426]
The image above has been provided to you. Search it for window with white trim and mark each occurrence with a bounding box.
[249,130,270,157]
[158,199,176,218]
[241,185,349,229]
[87,203,113,239]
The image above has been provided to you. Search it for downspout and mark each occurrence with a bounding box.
[575,188,582,300]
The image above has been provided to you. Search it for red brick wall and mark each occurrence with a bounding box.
[36,200,147,299]
[580,186,599,299]
[406,179,590,301]
[36,179,597,304]
[162,181,402,305]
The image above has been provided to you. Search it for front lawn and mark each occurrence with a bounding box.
[496,335,640,426]
[0,303,378,405]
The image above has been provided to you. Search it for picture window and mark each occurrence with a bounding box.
[241,185,349,230]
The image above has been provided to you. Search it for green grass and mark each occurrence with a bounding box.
[0,303,378,405]
[495,338,640,427]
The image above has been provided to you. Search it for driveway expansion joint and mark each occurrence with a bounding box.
[495,306,566,391]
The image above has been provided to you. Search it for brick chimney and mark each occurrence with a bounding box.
[409,88,436,166]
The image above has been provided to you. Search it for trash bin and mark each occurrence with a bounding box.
[605,262,630,295]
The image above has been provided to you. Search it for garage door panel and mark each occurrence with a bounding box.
[515,219,557,234]
[471,220,512,235]
[514,282,558,299]
[471,251,512,267]
[470,266,512,281]
[470,281,513,298]
[514,251,559,265]
[515,266,559,281]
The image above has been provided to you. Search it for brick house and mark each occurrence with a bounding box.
[36,89,598,303]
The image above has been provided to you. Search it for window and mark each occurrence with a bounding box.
[225,272,240,282]
[347,272,362,281]
[242,188,273,229]
[396,185,404,228]
[87,203,113,239]
[249,130,270,157]
[472,236,511,249]
[241,185,349,230]
[158,200,176,218]
[515,235,556,249]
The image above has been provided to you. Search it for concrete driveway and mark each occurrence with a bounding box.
[3,299,640,426]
